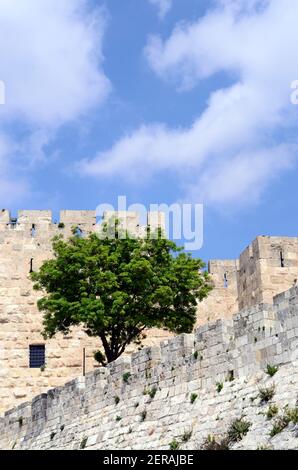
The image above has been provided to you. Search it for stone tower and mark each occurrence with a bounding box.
[197,236,298,326]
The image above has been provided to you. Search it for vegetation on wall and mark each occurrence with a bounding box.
[31,219,211,365]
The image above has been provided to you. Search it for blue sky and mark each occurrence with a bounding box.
[0,0,298,263]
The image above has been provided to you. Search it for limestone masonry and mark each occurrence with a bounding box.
[0,285,297,450]
[0,209,167,415]
[198,236,298,326]
[0,209,298,437]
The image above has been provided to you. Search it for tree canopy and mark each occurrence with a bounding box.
[31,222,212,365]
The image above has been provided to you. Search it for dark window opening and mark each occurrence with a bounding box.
[228,370,234,382]
[29,345,45,368]
[223,273,228,288]
[29,258,34,273]
[9,217,17,229]
[31,224,36,238]
[280,251,285,268]
[74,227,83,238]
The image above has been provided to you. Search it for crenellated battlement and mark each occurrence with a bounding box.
[0,209,165,235]
[198,235,298,327]
[1,284,297,450]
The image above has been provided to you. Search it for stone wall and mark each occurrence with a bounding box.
[0,210,167,415]
[196,260,239,326]
[1,286,297,450]
[238,236,298,309]
[1,208,298,417]
[198,236,298,323]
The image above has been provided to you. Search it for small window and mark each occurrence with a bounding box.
[228,370,234,382]
[74,227,83,238]
[223,273,228,288]
[29,345,45,368]
[10,218,17,229]
[280,251,285,268]
[31,224,36,238]
[29,258,34,273]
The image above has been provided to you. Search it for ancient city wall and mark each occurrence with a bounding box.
[199,236,298,324]
[1,286,297,450]
[196,260,239,326]
[0,210,167,415]
[1,208,298,416]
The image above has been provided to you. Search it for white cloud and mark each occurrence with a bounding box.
[81,0,298,209]
[189,145,295,207]
[149,0,172,20]
[0,0,111,204]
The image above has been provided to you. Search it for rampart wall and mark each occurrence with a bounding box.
[1,286,297,450]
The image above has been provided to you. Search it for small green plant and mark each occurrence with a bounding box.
[257,444,272,450]
[259,385,275,403]
[149,386,158,399]
[18,417,23,428]
[202,434,230,451]
[193,351,199,360]
[140,410,147,422]
[181,430,192,442]
[58,222,65,229]
[80,437,88,449]
[266,364,278,377]
[169,439,180,450]
[285,406,298,424]
[266,404,278,420]
[269,406,298,437]
[227,417,251,443]
[122,372,131,383]
[216,382,223,394]
[40,365,45,372]
[50,432,56,441]
[270,415,290,437]
[12,441,17,450]
[116,416,122,422]
[190,393,198,404]
[114,396,120,405]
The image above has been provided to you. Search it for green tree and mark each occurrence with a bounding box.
[31,221,212,365]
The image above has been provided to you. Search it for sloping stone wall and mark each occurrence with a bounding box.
[1,286,297,450]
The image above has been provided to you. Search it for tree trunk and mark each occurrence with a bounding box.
[100,333,120,364]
